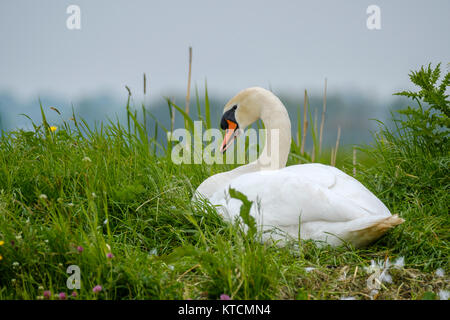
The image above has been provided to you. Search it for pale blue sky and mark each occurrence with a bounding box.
[0,0,449,101]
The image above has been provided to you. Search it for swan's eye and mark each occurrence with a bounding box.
[232,105,237,110]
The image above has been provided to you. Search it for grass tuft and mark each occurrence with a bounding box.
[0,64,448,300]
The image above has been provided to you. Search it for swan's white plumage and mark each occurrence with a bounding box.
[209,163,399,247]
[194,87,404,247]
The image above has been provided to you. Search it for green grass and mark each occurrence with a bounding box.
[0,68,448,300]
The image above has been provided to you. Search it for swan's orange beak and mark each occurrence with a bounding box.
[220,120,238,153]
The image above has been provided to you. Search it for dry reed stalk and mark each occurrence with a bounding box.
[143,73,147,131]
[314,108,318,133]
[311,108,318,162]
[185,47,193,127]
[300,89,308,155]
[330,147,335,165]
[319,78,327,156]
[331,126,341,166]
[143,73,147,95]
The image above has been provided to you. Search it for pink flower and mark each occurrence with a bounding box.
[220,294,231,300]
[43,290,51,299]
[93,285,102,293]
[107,252,114,259]
[58,292,66,300]
[77,246,84,253]
[71,291,78,298]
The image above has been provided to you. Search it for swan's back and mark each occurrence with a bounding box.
[209,163,399,247]
[282,163,391,216]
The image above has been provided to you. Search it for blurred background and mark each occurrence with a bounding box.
[0,0,449,146]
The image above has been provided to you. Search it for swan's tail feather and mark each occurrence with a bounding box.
[348,214,405,247]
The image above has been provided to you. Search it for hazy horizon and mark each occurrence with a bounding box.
[1,0,449,102]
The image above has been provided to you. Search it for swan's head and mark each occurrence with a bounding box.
[220,87,271,152]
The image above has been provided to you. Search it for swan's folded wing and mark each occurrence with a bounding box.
[290,164,391,217]
[210,165,391,229]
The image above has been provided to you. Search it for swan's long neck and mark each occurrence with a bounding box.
[231,93,291,173]
[256,97,292,170]
[194,91,292,199]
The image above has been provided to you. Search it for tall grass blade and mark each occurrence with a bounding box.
[167,98,194,132]
[319,78,327,156]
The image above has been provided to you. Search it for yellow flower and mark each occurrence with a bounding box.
[50,126,58,132]
[0,255,3,261]
[0,240,4,246]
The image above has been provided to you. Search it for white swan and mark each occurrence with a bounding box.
[195,87,404,247]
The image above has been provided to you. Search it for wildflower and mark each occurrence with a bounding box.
[0,240,4,246]
[149,248,157,256]
[50,126,58,132]
[38,285,44,291]
[43,290,51,299]
[58,292,67,300]
[0,255,2,261]
[220,294,231,300]
[77,246,84,253]
[37,296,44,300]
[71,291,78,298]
[15,233,22,240]
[11,279,16,284]
[12,261,19,268]
[91,192,96,198]
[39,194,48,200]
[106,252,114,259]
[67,203,74,207]
[82,156,92,163]
[92,285,102,293]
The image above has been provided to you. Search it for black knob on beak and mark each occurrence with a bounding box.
[220,105,238,130]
